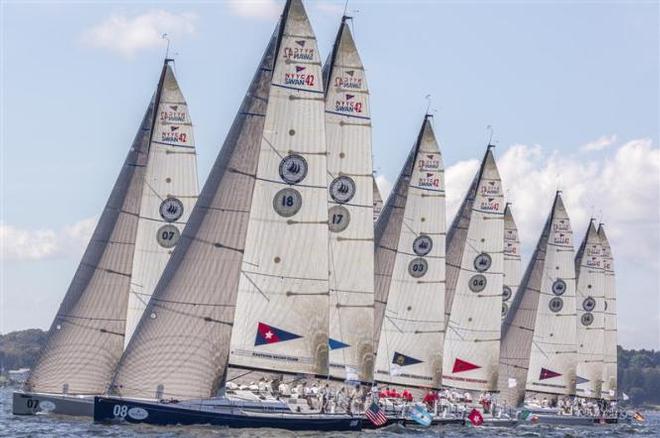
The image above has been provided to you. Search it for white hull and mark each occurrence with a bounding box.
[12,391,93,417]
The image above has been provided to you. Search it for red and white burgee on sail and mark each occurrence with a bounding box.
[539,367,561,380]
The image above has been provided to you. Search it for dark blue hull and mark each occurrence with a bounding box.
[93,396,362,431]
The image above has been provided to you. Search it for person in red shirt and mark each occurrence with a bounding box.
[379,387,389,398]
[402,389,413,402]
[423,390,438,408]
[388,388,400,398]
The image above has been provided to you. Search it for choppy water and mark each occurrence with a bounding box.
[1,387,658,437]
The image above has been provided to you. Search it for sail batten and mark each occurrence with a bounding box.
[373,116,446,389]
[442,147,504,392]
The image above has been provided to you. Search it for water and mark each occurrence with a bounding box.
[1,387,658,437]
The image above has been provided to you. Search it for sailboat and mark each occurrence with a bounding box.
[94,0,360,431]
[373,179,384,222]
[12,60,199,417]
[442,145,504,395]
[498,192,607,425]
[502,204,522,321]
[599,223,618,402]
[575,220,605,400]
[372,115,448,417]
[323,15,375,384]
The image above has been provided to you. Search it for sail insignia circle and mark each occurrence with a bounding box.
[468,274,487,292]
[501,302,509,317]
[473,253,492,272]
[156,224,180,248]
[278,154,308,184]
[551,278,567,296]
[582,296,596,312]
[412,235,433,256]
[408,257,428,278]
[159,197,184,222]
[328,205,350,233]
[273,188,302,217]
[329,176,356,204]
[549,296,564,312]
[502,285,512,301]
[581,312,594,326]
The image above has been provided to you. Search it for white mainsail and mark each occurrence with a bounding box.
[110,25,280,400]
[442,146,504,392]
[124,63,199,347]
[228,0,330,376]
[498,192,577,405]
[373,179,384,222]
[323,17,374,382]
[599,223,618,400]
[373,116,446,389]
[502,203,522,321]
[575,220,605,399]
[25,78,159,396]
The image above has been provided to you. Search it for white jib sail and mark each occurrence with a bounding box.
[502,203,522,321]
[599,224,618,400]
[324,17,375,382]
[442,147,504,392]
[229,0,330,376]
[124,63,199,347]
[374,116,446,389]
[575,220,605,398]
[525,192,578,397]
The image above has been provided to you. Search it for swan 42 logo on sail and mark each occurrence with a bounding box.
[334,94,363,114]
[284,66,315,87]
[283,40,314,60]
[160,105,186,122]
[334,70,362,90]
[161,126,187,144]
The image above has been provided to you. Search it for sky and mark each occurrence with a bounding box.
[1,0,658,349]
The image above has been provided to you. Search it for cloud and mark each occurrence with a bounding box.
[375,174,393,201]
[227,0,281,20]
[82,10,197,58]
[1,217,96,261]
[580,134,617,152]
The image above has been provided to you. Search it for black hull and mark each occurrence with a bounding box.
[93,396,361,431]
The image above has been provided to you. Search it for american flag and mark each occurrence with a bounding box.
[365,402,387,426]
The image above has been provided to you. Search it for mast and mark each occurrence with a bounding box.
[441,145,505,392]
[228,0,330,377]
[110,21,281,400]
[598,223,617,400]
[25,86,156,396]
[124,60,199,346]
[502,203,521,321]
[373,115,446,389]
[498,192,577,406]
[323,15,375,382]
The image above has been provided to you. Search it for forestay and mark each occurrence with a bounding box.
[229,0,330,376]
[575,220,605,399]
[599,224,618,401]
[323,17,375,382]
[374,116,446,389]
[442,147,504,392]
[109,31,278,400]
[25,99,154,396]
[124,63,199,347]
[502,204,521,321]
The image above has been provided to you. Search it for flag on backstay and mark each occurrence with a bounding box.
[407,404,432,427]
[365,402,387,426]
